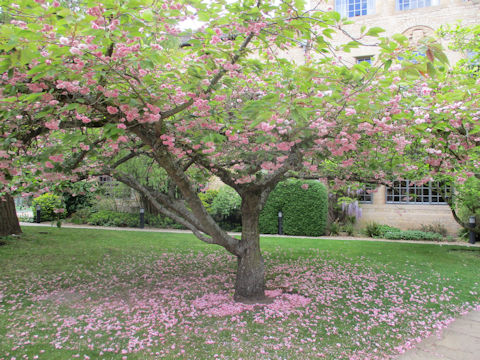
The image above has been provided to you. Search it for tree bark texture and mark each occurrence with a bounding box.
[234,192,266,302]
[0,193,22,237]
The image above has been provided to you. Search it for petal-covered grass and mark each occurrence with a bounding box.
[0,227,479,359]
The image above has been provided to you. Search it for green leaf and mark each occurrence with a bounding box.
[1,97,18,103]
[426,62,436,77]
[384,60,392,71]
[141,9,154,22]
[322,28,335,39]
[20,46,37,65]
[365,27,385,37]
[392,34,408,44]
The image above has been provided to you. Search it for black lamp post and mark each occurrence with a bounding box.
[35,204,41,223]
[278,211,283,235]
[139,208,145,229]
[468,216,476,244]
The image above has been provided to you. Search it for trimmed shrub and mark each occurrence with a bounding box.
[31,193,66,222]
[87,210,139,227]
[71,209,186,229]
[383,230,444,241]
[260,180,328,236]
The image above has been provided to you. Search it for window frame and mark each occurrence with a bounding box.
[396,0,440,11]
[358,184,374,204]
[335,0,376,18]
[385,180,451,205]
[356,55,373,64]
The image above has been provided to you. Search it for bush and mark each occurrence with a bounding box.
[62,182,96,216]
[200,186,242,231]
[145,213,186,229]
[210,186,241,220]
[70,208,186,229]
[364,222,381,238]
[31,193,66,222]
[326,222,340,236]
[87,210,139,227]
[364,223,401,238]
[260,180,328,236]
[341,223,355,236]
[70,207,95,224]
[419,223,448,238]
[198,189,219,214]
[383,230,444,241]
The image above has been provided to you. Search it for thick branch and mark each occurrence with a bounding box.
[113,171,215,243]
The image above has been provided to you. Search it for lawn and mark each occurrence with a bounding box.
[1,226,479,360]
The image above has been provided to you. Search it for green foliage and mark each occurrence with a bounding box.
[364,222,401,238]
[85,210,138,227]
[69,207,95,225]
[31,193,65,222]
[326,222,340,236]
[198,189,219,213]
[61,181,96,216]
[260,180,327,236]
[209,186,241,219]
[341,223,355,236]
[419,224,448,238]
[365,223,449,241]
[71,209,185,229]
[383,230,444,242]
[364,222,381,238]
[200,186,242,232]
[456,177,480,222]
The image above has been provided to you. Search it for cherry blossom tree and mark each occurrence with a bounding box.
[0,0,452,300]
[410,24,480,232]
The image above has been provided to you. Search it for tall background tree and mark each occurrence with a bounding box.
[0,193,21,237]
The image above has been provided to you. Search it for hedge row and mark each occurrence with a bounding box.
[71,209,185,229]
[259,180,328,236]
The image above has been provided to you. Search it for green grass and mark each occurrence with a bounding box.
[0,226,479,359]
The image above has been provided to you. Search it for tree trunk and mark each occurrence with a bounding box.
[234,192,266,302]
[0,193,22,237]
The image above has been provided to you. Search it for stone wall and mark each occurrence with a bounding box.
[356,185,462,235]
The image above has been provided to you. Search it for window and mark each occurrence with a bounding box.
[98,175,112,184]
[335,0,375,18]
[386,181,451,204]
[356,56,373,64]
[358,185,374,203]
[396,0,440,11]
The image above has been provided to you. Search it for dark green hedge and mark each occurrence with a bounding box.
[259,180,328,236]
[70,209,185,229]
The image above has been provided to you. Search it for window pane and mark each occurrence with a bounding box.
[397,0,436,10]
[386,181,451,204]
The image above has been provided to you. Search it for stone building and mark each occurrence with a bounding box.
[315,0,479,235]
